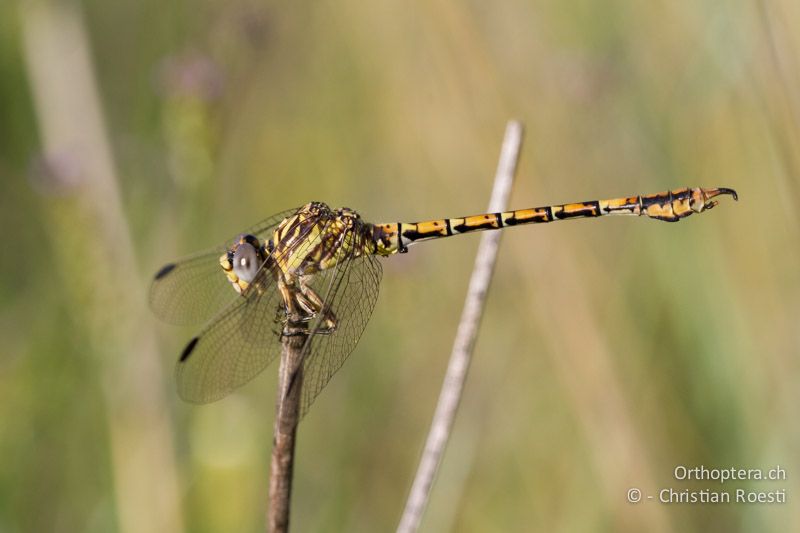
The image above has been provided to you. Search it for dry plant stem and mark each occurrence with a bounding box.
[397,121,523,533]
[268,330,307,533]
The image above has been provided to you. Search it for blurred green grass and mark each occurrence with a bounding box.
[1,0,799,532]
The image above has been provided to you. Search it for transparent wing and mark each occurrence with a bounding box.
[149,208,297,325]
[174,273,285,403]
[174,216,334,403]
[297,232,383,417]
[148,249,233,326]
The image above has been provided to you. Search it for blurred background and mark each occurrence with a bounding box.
[1,0,798,531]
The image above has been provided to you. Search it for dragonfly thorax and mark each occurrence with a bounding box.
[270,202,373,278]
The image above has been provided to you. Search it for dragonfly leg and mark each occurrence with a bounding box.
[277,277,309,337]
[297,277,338,334]
[277,275,337,336]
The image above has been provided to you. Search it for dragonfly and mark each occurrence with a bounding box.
[150,186,737,416]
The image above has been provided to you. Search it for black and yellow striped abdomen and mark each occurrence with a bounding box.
[370,187,737,256]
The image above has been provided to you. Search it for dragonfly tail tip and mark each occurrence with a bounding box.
[718,187,738,201]
[707,187,738,202]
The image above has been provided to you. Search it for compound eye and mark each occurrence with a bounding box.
[232,242,260,283]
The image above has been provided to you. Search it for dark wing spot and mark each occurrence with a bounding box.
[154,263,177,280]
[180,336,200,362]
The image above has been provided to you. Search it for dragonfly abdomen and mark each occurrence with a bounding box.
[370,187,737,255]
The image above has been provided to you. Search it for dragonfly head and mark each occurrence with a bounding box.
[219,234,266,294]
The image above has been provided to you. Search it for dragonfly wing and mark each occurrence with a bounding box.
[296,232,383,417]
[241,208,299,240]
[149,208,298,325]
[174,214,334,403]
[174,273,285,403]
[149,249,232,326]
